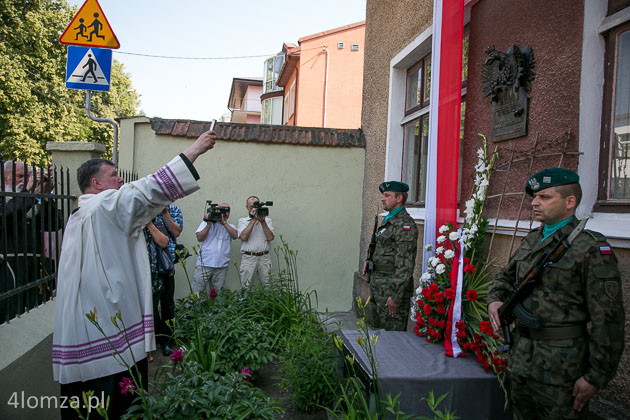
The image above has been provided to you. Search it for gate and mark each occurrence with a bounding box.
[0,158,74,324]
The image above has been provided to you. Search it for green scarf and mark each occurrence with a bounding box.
[541,216,574,242]
[384,205,404,222]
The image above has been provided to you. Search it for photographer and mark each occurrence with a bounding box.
[237,196,274,287]
[192,202,237,295]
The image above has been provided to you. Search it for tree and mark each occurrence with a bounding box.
[0,0,140,164]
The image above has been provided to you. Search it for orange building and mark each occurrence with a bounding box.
[274,21,365,129]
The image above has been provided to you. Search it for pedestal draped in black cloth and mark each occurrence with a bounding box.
[339,330,512,420]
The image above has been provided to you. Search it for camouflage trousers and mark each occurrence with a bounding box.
[369,274,411,331]
[511,374,588,420]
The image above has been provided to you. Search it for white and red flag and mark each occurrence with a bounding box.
[421,0,465,357]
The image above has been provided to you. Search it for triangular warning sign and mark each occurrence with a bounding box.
[66,48,110,86]
[59,0,120,49]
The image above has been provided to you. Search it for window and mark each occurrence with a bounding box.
[402,116,430,202]
[351,43,360,51]
[262,97,282,125]
[283,80,296,124]
[337,42,345,49]
[397,31,467,206]
[263,54,284,93]
[405,54,431,114]
[599,23,630,204]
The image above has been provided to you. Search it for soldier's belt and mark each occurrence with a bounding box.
[517,324,586,340]
[372,264,394,273]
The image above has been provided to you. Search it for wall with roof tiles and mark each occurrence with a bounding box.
[119,117,365,311]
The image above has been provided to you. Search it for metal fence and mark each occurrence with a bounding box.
[0,158,75,324]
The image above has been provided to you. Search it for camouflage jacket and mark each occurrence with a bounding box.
[489,218,625,388]
[371,208,418,302]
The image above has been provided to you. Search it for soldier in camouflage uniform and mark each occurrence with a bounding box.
[488,168,625,419]
[363,181,418,331]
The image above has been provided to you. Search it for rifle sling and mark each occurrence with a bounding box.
[508,221,585,315]
[517,324,586,340]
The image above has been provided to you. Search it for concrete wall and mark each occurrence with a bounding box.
[119,118,365,312]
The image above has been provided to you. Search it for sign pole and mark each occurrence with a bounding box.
[85,91,119,165]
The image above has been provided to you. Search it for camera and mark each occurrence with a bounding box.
[253,200,273,217]
[203,200,230,223]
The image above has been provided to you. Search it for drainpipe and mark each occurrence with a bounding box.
[322,46,329,128]
[85,91,119,165]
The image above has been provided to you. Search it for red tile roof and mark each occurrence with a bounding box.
[150,119,365,148]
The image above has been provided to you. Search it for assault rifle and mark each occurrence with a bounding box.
[498,218,588,346]
[365,215,379,283]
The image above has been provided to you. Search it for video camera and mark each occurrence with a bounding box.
[253,200,273,217]
[203,200,230,223]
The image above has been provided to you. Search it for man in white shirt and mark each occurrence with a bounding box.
[237,196,275,287]
[192,202,237,294]
[52,129,216,420]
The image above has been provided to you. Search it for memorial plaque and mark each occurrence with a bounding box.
[481,45,536,142]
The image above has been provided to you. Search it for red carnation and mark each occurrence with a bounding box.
[463,257,470,265]
[416,299,424,307]
[422,288,433,300]
[479,321,494,336]
[455,320,466,330]
[429,282,439,293]
[428,317,437,327]
[437,320,445,329]
[445,288,455,300]
[423,304,432,315]
[414,326,425,337]
[465,289,479,302]
[416,317,425,327]
[464,264,476,274]
[455,330,467,339]
[436,304,446,315]
[433,292,444,303]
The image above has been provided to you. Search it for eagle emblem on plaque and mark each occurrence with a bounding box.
[481,45,536,142]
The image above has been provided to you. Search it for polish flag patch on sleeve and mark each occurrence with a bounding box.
[600,246,612,255]
[403,226,411,231]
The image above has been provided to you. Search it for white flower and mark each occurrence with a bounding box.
[477,148,485,159]
[435,246,445,255]
[464,199,475,218]
[449,231,459,241]
[421,272,432,281]
[444,249,455,259]
[435,264,446,274]
[439,225,450,233]
[416,285,424,294]
[437,235,447,244]
[429,257,440,267]
[425,244,433,251]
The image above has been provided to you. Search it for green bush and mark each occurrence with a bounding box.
[277,320,342,412]
[123,361,283,420]
[173,290,276,374]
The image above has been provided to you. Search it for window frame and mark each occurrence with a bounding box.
[597,21,630,211]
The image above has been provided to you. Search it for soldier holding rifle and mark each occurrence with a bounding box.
[362,181,418,331]
[488,168,625,419]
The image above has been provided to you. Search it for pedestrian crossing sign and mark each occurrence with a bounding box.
[59,0,120,49]
[65,46,112,92]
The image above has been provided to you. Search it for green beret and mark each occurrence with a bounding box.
[379,181,409,193]
[525,168,579,196]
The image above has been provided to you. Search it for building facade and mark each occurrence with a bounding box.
[227,77,263,124]
[356,0,629,415]
[275,21,366,129]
